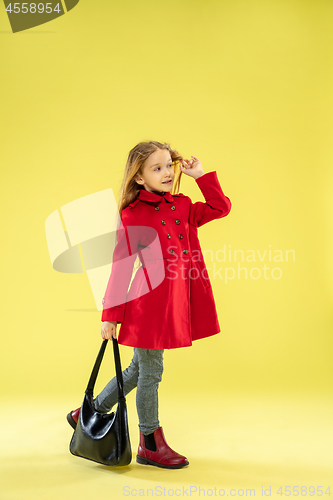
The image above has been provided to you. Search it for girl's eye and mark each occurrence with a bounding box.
[155,164,172,171]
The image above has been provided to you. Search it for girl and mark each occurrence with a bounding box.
[67,141,232,469]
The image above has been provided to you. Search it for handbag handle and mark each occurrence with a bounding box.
[85,338,125,402]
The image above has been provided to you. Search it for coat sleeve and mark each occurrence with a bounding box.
[101,209,141,324]
[189,170,232,228]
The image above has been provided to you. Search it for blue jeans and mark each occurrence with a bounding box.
[93,348,164,436]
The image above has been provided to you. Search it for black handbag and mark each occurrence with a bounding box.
[69,338,132,466]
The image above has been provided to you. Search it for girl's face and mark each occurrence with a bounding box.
[135,149,175,194]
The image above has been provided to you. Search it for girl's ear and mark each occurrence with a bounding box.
[134,173,143,185]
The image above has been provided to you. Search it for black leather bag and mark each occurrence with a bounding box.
[69,338,132,466]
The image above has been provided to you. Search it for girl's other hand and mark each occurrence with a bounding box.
[101,321,118,340]
[180,156,205,179]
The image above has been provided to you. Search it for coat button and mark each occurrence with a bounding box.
[161,220,166,225]
[178,234,183,239]
[155,206,160,211]
[167,234,171,239]
[170,249,175,254]
[171,205,176,210]
[102,299,105,304]
[183,249,189,254]
[175,219,181,224]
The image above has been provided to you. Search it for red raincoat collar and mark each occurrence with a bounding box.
[138,189,174,203]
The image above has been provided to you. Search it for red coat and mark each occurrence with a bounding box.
[101,170,232,349]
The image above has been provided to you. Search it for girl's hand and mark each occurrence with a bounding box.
[180,156,205,180]
[101,321,118,340]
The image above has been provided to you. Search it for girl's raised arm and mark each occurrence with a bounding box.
[188,171,231,228]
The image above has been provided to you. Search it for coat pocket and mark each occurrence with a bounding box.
[192,258,211,290]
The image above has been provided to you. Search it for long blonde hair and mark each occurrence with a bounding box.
[113,140,184,278]
[117,140,184,215]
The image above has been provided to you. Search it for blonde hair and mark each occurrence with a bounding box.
[117,140,184,215]
[112,140,184,281]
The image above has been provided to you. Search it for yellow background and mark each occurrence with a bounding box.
[1,1,332,499]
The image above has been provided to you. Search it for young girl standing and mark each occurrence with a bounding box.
[67,141,232,469]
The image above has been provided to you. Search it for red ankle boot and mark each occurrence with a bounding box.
[137,427,189,469]
[66,407,80,429]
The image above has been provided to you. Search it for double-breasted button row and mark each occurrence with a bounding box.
[153,207,187,256]
[154,205,176,211]
[161,219,181,225]
[166,233,183,239]
[169,248,189,255]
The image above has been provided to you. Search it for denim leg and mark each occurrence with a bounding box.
[136,348,164,436]
[93,348,139,413]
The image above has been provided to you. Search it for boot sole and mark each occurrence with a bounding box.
[67,412,77,430]
[136,455,189,469]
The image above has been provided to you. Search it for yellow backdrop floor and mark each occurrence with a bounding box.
[1,391,332,500]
